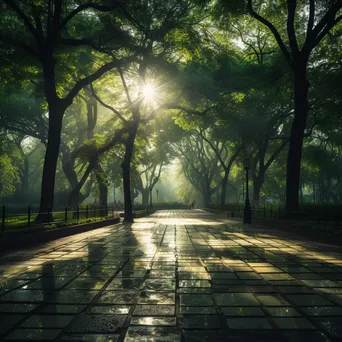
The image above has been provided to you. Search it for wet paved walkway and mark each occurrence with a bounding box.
[1,210,342,341]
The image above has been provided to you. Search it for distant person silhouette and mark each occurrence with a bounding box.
[192,200,196,209]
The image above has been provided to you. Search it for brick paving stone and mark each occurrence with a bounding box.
[5,328,61,340]
[67,313,126,333]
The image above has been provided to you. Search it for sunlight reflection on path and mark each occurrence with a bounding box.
[0,210,342,341]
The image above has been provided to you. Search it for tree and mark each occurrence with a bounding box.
[0,136,21,197]
[173,132,221,207]
[1,0,135,220]
[132,138,171,206]
[197,128,242,208]
[247,0,342,212]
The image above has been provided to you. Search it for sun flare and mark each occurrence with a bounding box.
[141,83,157,102]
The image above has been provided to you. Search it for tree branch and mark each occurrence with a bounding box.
[163,104,215,116]
[287,0,299,54]
[0,33,40,59]
[91,87,128,124]
[264,139,288,170]
[4,0,40,43]
[61,1,122,31]
[97,127,128,155]
[315,15,342,46]
[59,38,115,56]
[311,1,342,42]
[198,130,227,171]
[63,56,136,108]
[306,0,315,38]
[247,0,291,64]
[117,66,132,105]
[233,24,260,64]
[150,162,163,189]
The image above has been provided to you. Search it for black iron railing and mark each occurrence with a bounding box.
[0,205,119,232]
[229,205,342,229]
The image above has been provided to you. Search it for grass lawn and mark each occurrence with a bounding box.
[1,215,117,235]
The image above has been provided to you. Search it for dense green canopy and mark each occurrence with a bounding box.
[0,0,341,220]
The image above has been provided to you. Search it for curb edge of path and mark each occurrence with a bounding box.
[0,217,120,254]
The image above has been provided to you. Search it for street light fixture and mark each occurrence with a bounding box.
[243,157,252,224]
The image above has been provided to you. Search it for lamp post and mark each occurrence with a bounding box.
[156,189,159,204]
[243,158,252,224]
[149,187,153,209]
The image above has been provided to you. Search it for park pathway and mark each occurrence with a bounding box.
[0,210,342,341]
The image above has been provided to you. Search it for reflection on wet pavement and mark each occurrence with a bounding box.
[1,209,342,340]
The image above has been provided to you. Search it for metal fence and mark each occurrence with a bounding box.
[0,205,119,232]
[231,206,282,219]
[230,205,342,228]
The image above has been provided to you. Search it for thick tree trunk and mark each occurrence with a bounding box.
[37,109,63,221]
[61,148,78,190]
[67,99,97,208]
[220,171,229,209]
[202,182,211,208]
[63,147,92,206]
[122,127,137,222]
[67,181,93,208]
[141,189,149,206]
[150,188,153,207]
[36,54,64,222]
[202,193,209,208]
[252,177,263,206]
[313,182,316,203]
[94,164,108,208]
[300,184,304,203]
[285,59,309,213]
[68,162,94,207]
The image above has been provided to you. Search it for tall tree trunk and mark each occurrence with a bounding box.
[234,186,238,203]
[21,156,29,192]
[253,178,263,207]
[313,182,316,203]
[150,188,153,207]
[61,147,78,190]
[62,148,93,206]
[141,189,149,206]
[122,127,137,222]
[37,109,63,221]
[94,164,108,208]
[202,193,209,208]
[67,179,93,208]
[36,54,63,222]
[300,184,304,203]
[202,181,211,208]
[68,162,94,207]
[285,59,309,213]
[220,170,229,209]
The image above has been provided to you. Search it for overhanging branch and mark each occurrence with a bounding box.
[91,87,128,124]
[311,1,342,42]
[247,0,291,64]
[60,1,122,31]
[287,0,299,54]
[4,0,40,43]
[63,55,136,107]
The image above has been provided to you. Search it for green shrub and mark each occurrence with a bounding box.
[45,224,57,229]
